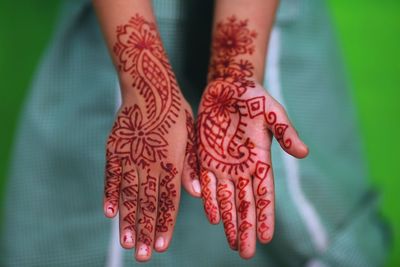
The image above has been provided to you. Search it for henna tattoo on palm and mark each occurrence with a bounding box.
[198,16,307,257]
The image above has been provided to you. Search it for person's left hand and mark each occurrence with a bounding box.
[197,78,309,259]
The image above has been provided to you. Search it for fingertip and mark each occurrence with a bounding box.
[192,179,202,196]
[135,244,152,262]
[104,202,117,218]
[239,248,256,260]
[120,231,135,249]
[259,234,274,244]
[293,141,309,159]
[182,176,202,198]
[154,236,169,253]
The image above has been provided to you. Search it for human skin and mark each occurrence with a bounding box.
[197,0,309,259]
[92,0,200,262]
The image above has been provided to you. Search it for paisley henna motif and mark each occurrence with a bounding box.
[104,15,191,248]
[198,16,291,177]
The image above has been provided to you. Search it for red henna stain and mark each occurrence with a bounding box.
[200,170,218,223]
[105,14,188,241]
[253,161,272,240]
[156,162,178,233]
[198,16,258,175]
[104,150,122,208]
[265,112,292,149]
[121,169,139,232]
[108,14,182,168]
[217,183,237,248]
[185,110,199,179]
[137,171,157,246]
[236,177,253,251]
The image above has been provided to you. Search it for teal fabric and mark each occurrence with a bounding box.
[0,0,389,266]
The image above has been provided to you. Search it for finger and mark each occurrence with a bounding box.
[154,162,181,252]
[252,159,275,244]
[119,165,139,249]
[200,168,220,224]
[264,101,309,158]
[135,168,159,262]
[104,150,122,218]
[235,176,256,259]
[182,110,201,197]
[217,180,238,250]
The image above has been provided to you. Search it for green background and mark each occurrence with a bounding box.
[0,1,399,266]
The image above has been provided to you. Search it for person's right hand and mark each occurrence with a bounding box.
[102,14,199,262]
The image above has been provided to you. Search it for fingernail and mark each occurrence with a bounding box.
[155,237,164,249]
[105,203,114,216]
[123,232,133,244]
[137,244,149,256]
[192,180,201,194]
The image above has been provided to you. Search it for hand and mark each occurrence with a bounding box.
[103,15,199,262]
[197,65,308,258]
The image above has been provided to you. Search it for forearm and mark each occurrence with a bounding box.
[209,0,279,83]
[92,0,164,101]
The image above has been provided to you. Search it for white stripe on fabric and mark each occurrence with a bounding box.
[105,80,124,267]
[265,28,329,253]
[306,259,329,267]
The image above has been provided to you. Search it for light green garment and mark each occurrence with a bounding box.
[0,0,389,266]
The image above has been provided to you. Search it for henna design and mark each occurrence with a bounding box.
[185,110,198,179]
[236,177,252,251]
[265,112,291,149]
[198,16,292,178]
[198,16,258,175]
[105,15,188,238]
[254,161,271,240]
[217,183,236,248]
[121,169,139,232]
[200,169,218,223]
[137,171,157,246]
[108,14,181,169]
[105,150,122,210]
[156,162,178,232]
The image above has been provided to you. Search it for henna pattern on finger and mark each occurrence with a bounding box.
[137,171,157,246]
[185,110,199,179]
[217,183,237,248]
[156,162,178,233]
[200,169,218,223]
[265,112,291,149]
[105,150,122,211]
[121,169,139,233]
[254,161,272,240]
[236,177,252,252]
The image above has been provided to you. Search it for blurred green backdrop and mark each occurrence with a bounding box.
[0,1,399,266]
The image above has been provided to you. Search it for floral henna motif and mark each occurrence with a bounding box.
[198,16,258,176]
[217,183,237,248]
[108,14,181,168]
[105,14,186,246]
[198,16,291,177]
